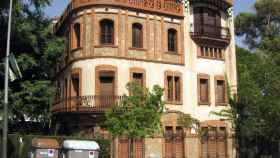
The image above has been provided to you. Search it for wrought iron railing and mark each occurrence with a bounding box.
[51,95,126,113]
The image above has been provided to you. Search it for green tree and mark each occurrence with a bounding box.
[0,0,64,133]
[105,82,165,158]
[233,1,280,156]
[214,46,280,157]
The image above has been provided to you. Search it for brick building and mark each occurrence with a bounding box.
[51,0,237,157]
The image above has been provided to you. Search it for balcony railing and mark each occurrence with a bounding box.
[51,95,126,114]
[190,24,230,41]
[54,0,183,33]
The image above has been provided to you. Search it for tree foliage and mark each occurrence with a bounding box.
[225,1,280,156]
[0,0,64,133]
[105,82,165,139]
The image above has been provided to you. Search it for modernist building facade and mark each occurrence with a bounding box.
[51,0,237,157]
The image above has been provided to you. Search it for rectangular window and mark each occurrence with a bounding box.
[165,126,184,158]
[200,79,209,103]
[198,74,210,105]
[201,127,227,158]
[132,73,144,87]
[168,29,178,52]
[132,23,143,48]
[165,72,182,104]
[216,79,226,105]
[99,72,115,96]
[100,20,114,45]
[99,71,115,107]
[198,46,224,60]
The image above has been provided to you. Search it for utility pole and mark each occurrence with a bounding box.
[2,0,13,158]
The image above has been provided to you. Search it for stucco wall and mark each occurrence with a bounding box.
[61,57,232,121]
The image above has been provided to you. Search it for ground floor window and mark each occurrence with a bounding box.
[118,138,144,158]
[201,127,227,158]
[165,126,184,158]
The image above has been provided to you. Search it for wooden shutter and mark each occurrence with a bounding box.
[134,139,144,158]
[194,8,202,33]
[174,76,181,102]
[167,76,174,101]
[168,29,177,52]
[132,23,143,48]
[165,127,173,158]
[175,127,184,158]
[217,128,227,158]
[99,71,115,107]
[100,20,114,44]
[216,80,225,103]
[204,8,214,37]
[215,12,221,36]
[174,30,177,52]
[202,127,227,158]
[208,128,217,158]
[107,21,114,44]
[118,139,129,158]
[200,79,209,103]
[201,134,208,158]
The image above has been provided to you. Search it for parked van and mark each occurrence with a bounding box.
[30,138,59,158]
[61,140,100,158]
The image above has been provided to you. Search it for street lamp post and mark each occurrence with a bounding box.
[2,0,13,158]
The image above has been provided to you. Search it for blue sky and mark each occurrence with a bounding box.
[44,0,256,47]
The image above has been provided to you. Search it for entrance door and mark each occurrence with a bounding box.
[99,71,115,108]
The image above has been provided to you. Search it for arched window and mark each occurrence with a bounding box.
[100,19,114,45]
[168,29,177,52]
[73,23,81,48]
[132,23,143,48]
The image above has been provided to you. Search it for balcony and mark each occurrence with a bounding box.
[190,24,230,46]
[189,0,233,11]
[51,95,125,114]
[54,0,184,33]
